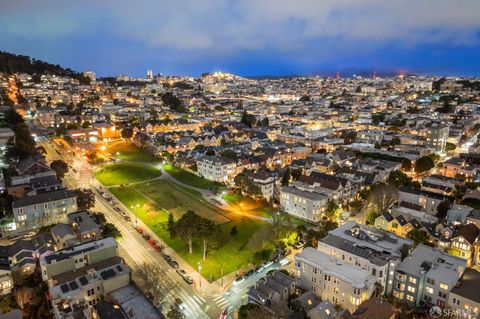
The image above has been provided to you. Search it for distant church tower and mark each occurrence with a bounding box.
[146,69,153,80]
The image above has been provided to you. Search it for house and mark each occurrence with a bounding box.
[447,204,475,226]
[0,246,13,296]
[196,155,236,183]
[307,300,348,319]
[49,256,130,319]
[397,186,448,216]
[447,268,480,319]
[449,223,480,266]
[392,244,466,309]
[280,186,329,223]
[247,270,296,318]
[68,211,101,243]
[12,190,78,233]
[351,298,397,319]
[51,224,79,250]
[295,247,377,313]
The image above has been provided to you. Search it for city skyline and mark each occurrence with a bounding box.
[1,0,480,77]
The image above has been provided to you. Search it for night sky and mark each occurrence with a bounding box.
[1,0,479,77]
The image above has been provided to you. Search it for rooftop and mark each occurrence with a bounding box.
[296,247,375,289]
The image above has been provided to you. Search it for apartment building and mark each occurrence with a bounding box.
[280,186,329,223]
[49,256,130,319]
[392,244,466,309]
[295,247,377,313]
[318,221,413,295]
[426,123,449,153]
[196,155,236,182]
[12,190,78,232]
[40,237,118,282]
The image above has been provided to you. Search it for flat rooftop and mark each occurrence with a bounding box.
[296,247,374,289]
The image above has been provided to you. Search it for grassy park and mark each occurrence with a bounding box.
[94,163,161,186]
[95,160,282,278]
[109,183,266,279]
[106,141,159,163]
[162,163,223,190]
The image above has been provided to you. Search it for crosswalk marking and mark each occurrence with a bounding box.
[213,295,224,302]
[175,288,207,319]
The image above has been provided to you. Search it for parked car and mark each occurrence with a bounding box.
[293,242,305,250]
[123,215,131,221]
[176,269,194,284]
[168,260,179,268]
[135,227,143,234]
[233,276,245,285]
[163,254,172,262]
[244,269,255,278]
[142,234,151,240]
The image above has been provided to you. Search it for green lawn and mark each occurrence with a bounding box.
[95,163,161,186]
[136,180,229,224]
[163,164,223,190]
[107,142,159,162]
[109,184,267,279]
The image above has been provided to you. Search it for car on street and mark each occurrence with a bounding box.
[123,215,131,221]
[135,227,143,234]
[168,260,179,268]
[293,241,305,250]
[244,269,255,278]
[163,254,172,262]
[176,269,193,284]
[233,276,245,285]
[142,234,151,240]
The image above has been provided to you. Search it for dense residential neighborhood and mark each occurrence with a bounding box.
[1,51,480,319]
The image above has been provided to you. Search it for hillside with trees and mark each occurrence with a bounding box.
[0,51,90,84]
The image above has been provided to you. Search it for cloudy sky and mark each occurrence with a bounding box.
[1,0,479,77]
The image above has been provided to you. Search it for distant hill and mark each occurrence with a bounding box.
[0,51,90,84]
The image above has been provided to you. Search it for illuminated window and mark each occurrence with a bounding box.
[425,286,434,294]
[439,283,449,290]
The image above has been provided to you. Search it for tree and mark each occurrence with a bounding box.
[230,225,238,236]
[171,211,201,254]
[248,225,273,250]
[281,168,291,186]
[324,200,340,221]
[368,184,397,216]
[388,170,412,188]
[436,199,451,220]
[81,121,91,128]
[291,168,303,181]
[167,303,185,319]
[407,229,428,246]
[415,156,435,173]
[135,263,176,307]
[198,218,222,260]
[317,219,338,239]
[50,159,69,179]
[390,137,401,146]
[445,142,456,152]
[268,211,291,241]
[258,117,269,127]
[240,110,256,128]
[239,304,275,319]
[342,130,357,144]
[167,212,175,233]
[74,188,95,210]
[103,223,121,240]
[220,149,237,160]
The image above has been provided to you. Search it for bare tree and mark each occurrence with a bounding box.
[268,210,291,241]
[135,263,176,306]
